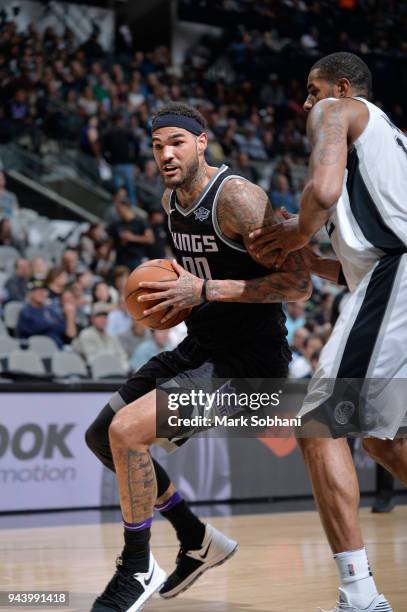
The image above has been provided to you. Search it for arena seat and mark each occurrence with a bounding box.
[0,246,20,272]
[27,335,60,357]
[3,301,24,334]
[51,351,89,379]
[0,335,21,358]
[89,352,127,379]
[8,350,47,377]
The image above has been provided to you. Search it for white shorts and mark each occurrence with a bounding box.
[299,253,407,439]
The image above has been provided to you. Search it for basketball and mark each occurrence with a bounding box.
[124,259,192,330]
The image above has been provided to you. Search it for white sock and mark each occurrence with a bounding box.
[334,548,379,608]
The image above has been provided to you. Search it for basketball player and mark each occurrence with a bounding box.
[87,101,312,611]
[250,52,407,612]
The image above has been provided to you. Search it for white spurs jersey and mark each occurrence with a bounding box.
[326,97,407,291]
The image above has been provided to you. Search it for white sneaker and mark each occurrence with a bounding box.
[91,552,166,611]
[319,588,393,612]
[159,523,239,599]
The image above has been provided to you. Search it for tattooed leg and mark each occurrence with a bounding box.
[109,389,158,523]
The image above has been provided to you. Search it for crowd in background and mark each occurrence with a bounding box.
[1,1,405,183]
[0,1,405,379]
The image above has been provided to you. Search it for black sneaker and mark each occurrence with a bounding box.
[91,552,166,611]
[159,524,238,599]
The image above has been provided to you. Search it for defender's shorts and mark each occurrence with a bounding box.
[299,254,407,439]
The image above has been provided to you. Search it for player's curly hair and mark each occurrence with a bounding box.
[152,102,208,132]
[311,52,372,98]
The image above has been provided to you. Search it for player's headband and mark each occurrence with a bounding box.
[151,114,204,136]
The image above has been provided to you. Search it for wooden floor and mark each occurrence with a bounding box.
[1,508,406,612]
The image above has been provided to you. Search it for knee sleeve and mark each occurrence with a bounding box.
[85,403,116,472]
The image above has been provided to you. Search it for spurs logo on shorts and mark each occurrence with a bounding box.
[334,401,355,425]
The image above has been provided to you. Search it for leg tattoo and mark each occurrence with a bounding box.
[127,449,157,523]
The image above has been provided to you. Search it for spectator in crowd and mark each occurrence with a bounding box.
[234,124,268,161]
[118,319,148,358]
[31,256,49,280]
[106,297,132,336]
[79,223,107,265]
[92,240,116,278]
[17,279,77,348]
[61,249,79,280]
[104,187,129,225]
[80,31,105,61]
[107,200,154,269]
[103,113,139,205]
[4,258,31,303]
[60,288,78,341]
[66,279,90,331]
[73,302,129,372]
[46,266,68,311]
[8,88,39,150]
[290,326,310,359]
[76,267,94,297]
[80,115,101,168]
[310,348,321,374]
[92,280,115,309]
[78,85,99,117]
[313,289,335,325]
[269,172,298,213]
[137,159,164,209]
[273,158,294,188]
[285,301,306,345]
[129,328,171,372]
[146,206,169,260]
[0,171,19,219]
[289,333,323,378]
[0,218,26,250]
[112,266,130,298]
[231,151,259,184]
[0,104,13,145]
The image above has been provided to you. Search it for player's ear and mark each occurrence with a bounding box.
[196,132,208,156]
[335,77,351,98]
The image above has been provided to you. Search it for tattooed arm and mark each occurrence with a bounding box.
[249,98,350,266]
[206,178,312,303]
[297,98,349,238]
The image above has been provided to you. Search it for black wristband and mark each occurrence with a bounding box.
[337,268,348,287]
[201,280,209,303]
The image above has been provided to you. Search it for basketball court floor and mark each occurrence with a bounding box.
[1,501,406,611]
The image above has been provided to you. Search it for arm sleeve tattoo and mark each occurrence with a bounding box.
[207,179,312,303]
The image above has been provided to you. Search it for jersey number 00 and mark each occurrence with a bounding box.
[182,256,212,279]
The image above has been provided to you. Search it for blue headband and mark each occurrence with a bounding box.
[151,114,204,136]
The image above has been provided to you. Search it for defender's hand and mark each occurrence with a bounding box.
[249,216,309,268]
[138,260,204,323]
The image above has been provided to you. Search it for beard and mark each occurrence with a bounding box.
[162,152,200,189]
